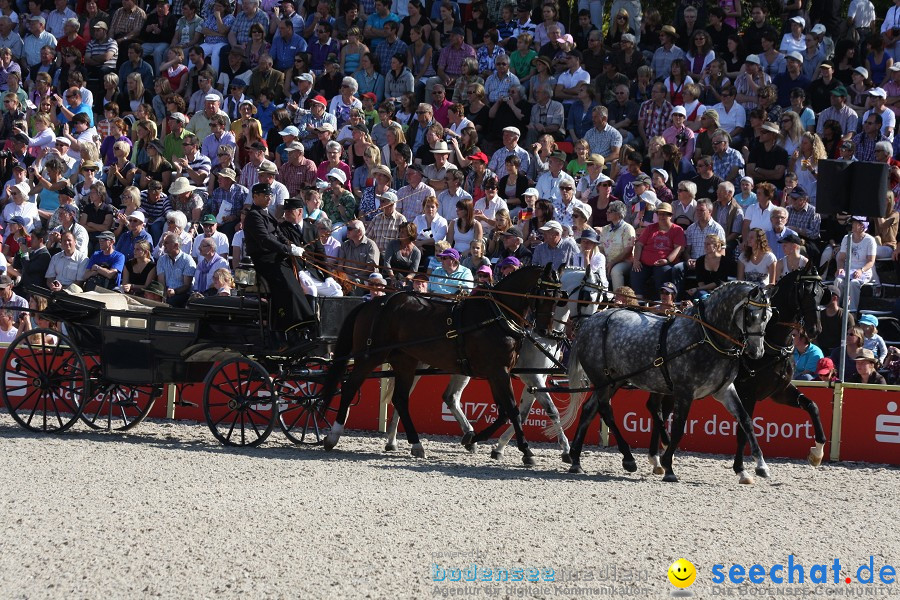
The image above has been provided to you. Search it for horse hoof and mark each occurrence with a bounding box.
[568,464,585,474]
[662,473,679,483]
[739,473,755,485]
[755,466,770,478]
[460,431,475,447]
[490,449,502,460]
[622,458,637,473]
[561,452,572,464]
[323,437,337,451]
[384,442,397,452]
[410,446,427,459]
[522,454,536,466]
[653,466,665,475]
[464,443,476,453]
[807,448,824,467]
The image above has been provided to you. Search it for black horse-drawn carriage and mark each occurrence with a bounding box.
[0,286,363,447]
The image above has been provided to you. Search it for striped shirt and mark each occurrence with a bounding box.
[684,220,726,259]
[437,43,477,78]
[396,182,435,221]
[85,38,118,70]
[638,100,673,140]
[367,211,407,253]
[278,158,318,197]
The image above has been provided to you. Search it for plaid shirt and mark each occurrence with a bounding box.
[209,183,249,221]
[367,211,407,253]
[231,9,269,46]
[109,5,146,40]
[583,123,623,157]
[437,43,477,78]
[816,105,859,139]
[787,203,821,239]
[684,219,726,259]
[278,158,318,197]
[712,147,746,184]
[853,131,888,162]
[396,182,435,221]
[375,39,408,75]
[483,72,519,103]
[638,99,673,140]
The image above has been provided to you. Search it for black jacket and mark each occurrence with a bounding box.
[244,204,292,265]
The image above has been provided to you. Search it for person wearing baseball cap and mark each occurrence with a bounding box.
[497,226,532,267]
[832,214,877,314]
[488,126,530,180]
[532,219,579,270]
[297,95,337,149]
[630,200,684,300]
[428,247,475,295]
[747,119,790,188]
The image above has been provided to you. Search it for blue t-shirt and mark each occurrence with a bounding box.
[86,249,126,286]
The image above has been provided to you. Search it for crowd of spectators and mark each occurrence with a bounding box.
[0,0,899,375]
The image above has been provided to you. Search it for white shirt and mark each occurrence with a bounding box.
[862,107,896,140]
[191,230,230,258]
[556,67,590,95]
[882,6,900,48]
[712,102,746,134]
[413,214,448,243]
[472,195,508,235]
[744,202,774,232]
[1,200,40,232]
[535,170,575,206]
[849,0,876,28]
[839,233,877,271]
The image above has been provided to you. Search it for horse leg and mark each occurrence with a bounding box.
[659,394,674,450]
[390,358,426,458]
[716,384,769,484]
[325,355,384,451]
[385,410,400,452]
[470,396,512,443]
[772,384,827,467]
[596,391,636,473]
[568,390,602,474]
[659,396,693,483]
[532,380,572,463]
[443,375,476,451]
[487,373,535,466]
[731,398,755,476]
[646,393,665,475]
[493,384,536,461]
[385,367,422,451]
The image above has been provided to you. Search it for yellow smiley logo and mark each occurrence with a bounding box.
[668,558,697,589]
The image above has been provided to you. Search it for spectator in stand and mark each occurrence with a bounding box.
[156,231,196,307]
[816,86,859,140]
[792,328,824,381]
[834,215,877,314]
[46,231,88,290]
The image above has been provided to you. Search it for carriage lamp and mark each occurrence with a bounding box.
[234,255,257,288]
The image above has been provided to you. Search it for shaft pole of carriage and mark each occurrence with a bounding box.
[367,367,569,378]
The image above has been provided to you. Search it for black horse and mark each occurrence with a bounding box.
[320,264,562,465]
[646,263,827,482]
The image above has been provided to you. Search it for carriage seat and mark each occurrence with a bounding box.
[61,290,156,313]
[187,295,260,311]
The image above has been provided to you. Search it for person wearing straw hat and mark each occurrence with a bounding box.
[630,201,684,300]
[422,140,458,190]
[834,215,877,314]
[650,25,684,83]
[848,348,886,384]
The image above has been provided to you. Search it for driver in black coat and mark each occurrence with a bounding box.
[243,183,317,345]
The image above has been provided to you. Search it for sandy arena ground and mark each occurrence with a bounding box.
[0,412,897,600]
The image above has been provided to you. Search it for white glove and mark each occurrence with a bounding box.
[290,244,304,257]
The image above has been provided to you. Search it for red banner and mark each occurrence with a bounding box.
[835,388,900,465]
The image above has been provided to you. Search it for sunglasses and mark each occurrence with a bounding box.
[346,226,358,232]
[559,186,573,191]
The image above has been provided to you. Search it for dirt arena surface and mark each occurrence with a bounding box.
[0,412,897,600]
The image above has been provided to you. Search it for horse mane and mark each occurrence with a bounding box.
[704,280,759,333]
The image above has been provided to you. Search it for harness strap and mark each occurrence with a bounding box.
[656,316,676,392]
[449,302,473,376]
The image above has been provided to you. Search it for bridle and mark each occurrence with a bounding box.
[698,287,772,356]
[528,270,564,337]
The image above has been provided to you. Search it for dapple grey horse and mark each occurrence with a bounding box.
[556,281,773,484]
[384,268,603,460]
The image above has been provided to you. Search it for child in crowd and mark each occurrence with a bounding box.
[859,314,888,364]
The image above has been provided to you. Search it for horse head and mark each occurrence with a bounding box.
[795,262,825,339]
[734,285,773,360]
[531,264,563,335]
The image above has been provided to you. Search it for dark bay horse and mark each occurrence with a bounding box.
[646,263,827,483]
[320,264,562,465]
[556,281,773,483]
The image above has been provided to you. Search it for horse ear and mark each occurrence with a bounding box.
[541,263,553,280]
[763,284,776,299]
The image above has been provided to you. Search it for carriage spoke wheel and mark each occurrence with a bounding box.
[0,328,89,433]
[278,358,338,445]
[203,356,277,447]
[80,367,160,432]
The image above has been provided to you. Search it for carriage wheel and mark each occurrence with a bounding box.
[80,375,160,432]
[278,358,338,445]
[0,328,89,433]
[203,356,277,447]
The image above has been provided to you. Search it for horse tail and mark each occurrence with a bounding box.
[319,300,370,403]
[549,337,592,435]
